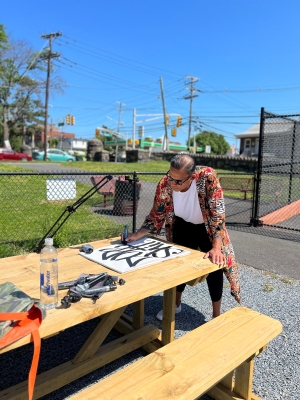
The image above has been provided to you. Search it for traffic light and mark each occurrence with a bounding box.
[95,128,100,138]
[176,116,182,127]
[71,116,75,125]
[165,115,169,126]
[171,128,177,137]
[66,114,71,125]
[128,139,133,144]
[135,139,139,145]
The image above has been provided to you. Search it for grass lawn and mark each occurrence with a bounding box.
[3,161,296,257]
[0,163,124,257]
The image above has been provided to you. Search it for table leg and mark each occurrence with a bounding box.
[132,299,144,329]
[73,305,127,364]
[161,287,176,345]
[234,358,255,400]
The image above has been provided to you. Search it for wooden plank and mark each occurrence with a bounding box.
[205,383,246,400]
[234,359,254,400]
[251,394,261,400]
[0,324,160,400]
[186,274,208,286]
[73,306,127,364]
[114,317,162,353]
[161,287,176,345]
[0,237,217,353]
[132,300,144,329]
[67,307,282,400]
[221,371,234,391]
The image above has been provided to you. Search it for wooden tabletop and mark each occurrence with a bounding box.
[0,237,219,353]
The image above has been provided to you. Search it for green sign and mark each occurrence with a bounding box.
[58,122,64,127]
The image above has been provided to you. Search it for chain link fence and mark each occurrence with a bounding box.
[0,170,258,258]
[0,171,160,258]
[251,109,300,238]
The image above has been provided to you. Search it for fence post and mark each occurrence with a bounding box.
[132,171,137,233]
[288,120,297,204]
[251,107,264,226]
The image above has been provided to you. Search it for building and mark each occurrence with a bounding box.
[26,125,75,148]
[235,123,260,157]
[235,119,297,157]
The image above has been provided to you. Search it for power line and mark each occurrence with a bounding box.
[60,35,182,80]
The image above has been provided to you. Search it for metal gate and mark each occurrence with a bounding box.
[251,108,300,239]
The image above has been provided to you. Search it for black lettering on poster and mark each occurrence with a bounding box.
[96,239,185,268]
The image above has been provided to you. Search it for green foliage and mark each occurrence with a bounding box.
[8,135,23,152]
[0,24,8,50]
[191,131,230,155]
[0,31,64,148]
[49,137,59,147]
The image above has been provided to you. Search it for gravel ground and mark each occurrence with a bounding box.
[0,264,299,400]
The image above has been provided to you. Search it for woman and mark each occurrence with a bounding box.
[123,154,240,320]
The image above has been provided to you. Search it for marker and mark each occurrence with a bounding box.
[85,285,117,295]
[122,225,129,244]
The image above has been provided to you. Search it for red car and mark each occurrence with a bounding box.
[0,148,32,162]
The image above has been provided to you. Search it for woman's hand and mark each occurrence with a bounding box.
[203,237,225,265]
[204,248,225,265]
[121,228,150,244]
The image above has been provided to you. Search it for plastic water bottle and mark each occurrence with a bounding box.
[40,238,58,309]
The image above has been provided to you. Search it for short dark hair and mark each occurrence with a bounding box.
[170,154,196,175]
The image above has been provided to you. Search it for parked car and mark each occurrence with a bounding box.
[67,150,87,161]
[32,149,76,162]
[0,148,32,162]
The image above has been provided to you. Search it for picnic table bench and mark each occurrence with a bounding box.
[90,175,118,207]
[69,307,282,400]
[91,176,142,214]
[219,176,254,200]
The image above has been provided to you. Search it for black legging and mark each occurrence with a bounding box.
[173,216,223,302]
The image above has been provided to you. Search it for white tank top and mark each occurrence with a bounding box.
[172,179,204,224]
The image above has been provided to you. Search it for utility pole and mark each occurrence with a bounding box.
[115,101,125,163]
[184,76,199,152]
[40,31,62,160]
[132,108,136,150]
[116,101,125,133]
[160,76,169,152]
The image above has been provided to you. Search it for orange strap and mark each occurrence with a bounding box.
[0,305,42,400]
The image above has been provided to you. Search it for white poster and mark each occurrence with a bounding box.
[80,237,190,273]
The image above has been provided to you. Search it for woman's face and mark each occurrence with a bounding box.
[167,167,193,192]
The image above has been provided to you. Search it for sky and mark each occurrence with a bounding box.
[2,0,300,149]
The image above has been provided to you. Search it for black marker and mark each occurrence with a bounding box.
[84,285,117,295]
[122,225,128,244]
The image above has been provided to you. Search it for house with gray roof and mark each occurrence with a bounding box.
[235,119,297,157]
[235,123,260,157]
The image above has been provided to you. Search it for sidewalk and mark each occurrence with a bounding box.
[228,228,300,280]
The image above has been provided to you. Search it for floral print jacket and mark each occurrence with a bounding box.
[142,165,241,303]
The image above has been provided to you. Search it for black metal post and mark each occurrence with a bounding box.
[251,107,264,226]
[288,120,297,204]
[132,171,137,233]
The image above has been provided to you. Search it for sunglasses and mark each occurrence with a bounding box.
[166,170,191,186]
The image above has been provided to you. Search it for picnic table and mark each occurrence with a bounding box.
[0,237,218,399]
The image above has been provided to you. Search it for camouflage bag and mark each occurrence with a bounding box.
[0,281,46,400]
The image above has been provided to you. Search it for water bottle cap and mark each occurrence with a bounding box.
[45,238,53,246]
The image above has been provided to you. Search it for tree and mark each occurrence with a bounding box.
[0,28,65,148]
[189,131,230,155]
[0,24,8,50]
